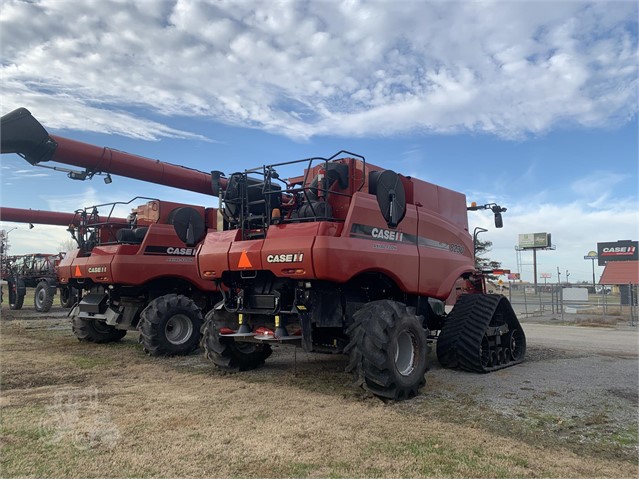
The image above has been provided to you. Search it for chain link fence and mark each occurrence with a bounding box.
[493,283,638,326]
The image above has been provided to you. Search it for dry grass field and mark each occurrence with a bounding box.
[1,301,637,478]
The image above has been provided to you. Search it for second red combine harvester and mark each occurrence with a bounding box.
[2,108,221,355]
[2,107,525,400]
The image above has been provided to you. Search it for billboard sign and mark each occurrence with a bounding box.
[518,233,552,249]
[584,250,598,260]
[597,241,638,266]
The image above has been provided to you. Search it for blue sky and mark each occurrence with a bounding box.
[1,0,637,284]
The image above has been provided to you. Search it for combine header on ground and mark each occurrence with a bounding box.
[2,107,526,400]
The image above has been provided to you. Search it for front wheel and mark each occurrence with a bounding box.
[34,280,55,313]
[345,300,429,400]
[138,294,203,356]
[72,317,127,343]
[201,310,272,371]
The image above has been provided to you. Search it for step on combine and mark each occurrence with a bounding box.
[2,107,526,399]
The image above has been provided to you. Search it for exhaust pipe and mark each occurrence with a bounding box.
[0,107,58,165]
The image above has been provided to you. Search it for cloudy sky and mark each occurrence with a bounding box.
[1,0,637,283]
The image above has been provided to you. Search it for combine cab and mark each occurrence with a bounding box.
[197,153,526,399]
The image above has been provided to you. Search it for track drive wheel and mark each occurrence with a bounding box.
[345,300,429,400]
[201,310,272,371]
[72,317,127,343]
[8,277,24,310]
[59,286,78,308]
[138,294,203,356]
[34,280,55,313]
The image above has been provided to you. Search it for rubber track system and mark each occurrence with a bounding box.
[436,294,526,373]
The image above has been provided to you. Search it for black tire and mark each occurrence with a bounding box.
[59,286,78,308]
[201,309,272,371]
[138,294,203,356]
[34,280,55,313]
[72,317,127,343]
[8,277,24,310]
[345,300,429,400]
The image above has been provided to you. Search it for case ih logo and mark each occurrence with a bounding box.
[371,227,404,242]
[266,253,304,263]
[597,241,638,265]
[87,266,107,273]
[144,246,196,256]
[601,246,636,256]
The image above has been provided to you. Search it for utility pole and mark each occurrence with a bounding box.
[557,266,561,284]
[566,270,570,284]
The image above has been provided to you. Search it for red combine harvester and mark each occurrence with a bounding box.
[198,154,525,399]
[2,107,525,400]
[59,197,220,354]
[0,206,119,311]
[2,108,221,355]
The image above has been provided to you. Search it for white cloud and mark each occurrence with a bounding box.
[0,0,636,140]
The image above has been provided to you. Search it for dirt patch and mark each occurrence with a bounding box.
[1,306,638,478]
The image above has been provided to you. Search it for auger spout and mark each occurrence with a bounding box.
[1,108,228,196]
[0,206,128,227]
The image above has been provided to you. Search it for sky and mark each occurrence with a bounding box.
[0,0,637,284]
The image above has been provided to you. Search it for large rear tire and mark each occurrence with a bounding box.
[138,294,203,356]
[72,317,127,343]
[345,300,429,400]
[34,280,54,313]
[201,310,272,371]
[8,277,24,310]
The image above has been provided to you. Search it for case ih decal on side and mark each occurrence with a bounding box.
[143,246,197,256]
[350,223,465,255]
[266,253,304,263]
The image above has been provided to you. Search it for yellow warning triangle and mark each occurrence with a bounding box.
[238,250,253,269]
[74,265,82,277]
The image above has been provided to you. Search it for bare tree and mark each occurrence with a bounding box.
[58,237,77,253]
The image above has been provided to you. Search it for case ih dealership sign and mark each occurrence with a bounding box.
[597,240,638,266]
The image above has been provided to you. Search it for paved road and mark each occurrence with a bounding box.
[522,323,639,357]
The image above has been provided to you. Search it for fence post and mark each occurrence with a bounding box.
[560,286,564,321]
[523,285,528,317]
